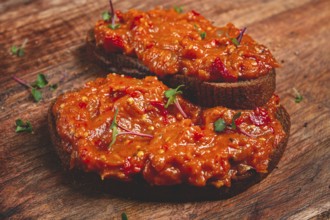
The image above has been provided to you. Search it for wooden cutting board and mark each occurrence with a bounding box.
[1,0,329,219]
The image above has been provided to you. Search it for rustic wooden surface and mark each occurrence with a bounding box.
[1,0,329,219]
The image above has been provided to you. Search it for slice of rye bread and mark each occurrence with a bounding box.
[86,29,276,109]
[48,101,290,201]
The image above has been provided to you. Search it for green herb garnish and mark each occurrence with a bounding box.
[11,45,24,57]
[165,85,183,108]
[231,112,242,130]
[15,119,33,133]
[102,11,111,21]
[32,73,48,89]
[293,88,303,103]
[108,23,121,30]
[108,108,153,148]
[231,27,247,46]
[31,88,42,102]
[231,38,239,46]
[49,84,58,91]
[11,39,28,57]
[200,32,206,39]
[121,212,128,220]
[194,24,207,40]
[174,6,183,13]
[109,108,119,148]
[214,119,226,132]
[164,85,187,118]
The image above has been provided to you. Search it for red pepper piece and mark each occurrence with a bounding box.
[211,57,238,82]
[103,35,124,53]
[191,10,200,16]
[131,15,144,29]
[250,107,271,126]
[78,102,87,109]
[150,101,169,123]
[193,131,204,141]
[123,157,142,175]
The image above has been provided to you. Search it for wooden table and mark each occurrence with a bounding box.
[1,0,329,219]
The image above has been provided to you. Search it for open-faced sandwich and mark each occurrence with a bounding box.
[49,74,290,195]
[87,3,279,109]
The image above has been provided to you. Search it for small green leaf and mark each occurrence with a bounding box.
[11,45,18,54]
[109,108,119,148]
[295,95,303,103]
[174,6,183,13]
[231,112,242,130]
[50,84,58,91]
[200,32,206,40]
[121,212,128,220]
[293,88,303,103]
[102,11,111,21]
[17,48,25,57]
[108,23,120,30]
[214,119,226,132]
[32,74,48,88]
[31,88,42,102]
[164,85,184,108]
[15,119,33,133]
[231,38,239,46]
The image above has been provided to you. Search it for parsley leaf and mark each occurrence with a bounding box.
[108,23,121,30]
[31,88,42,102]
[231,112,242,130]
[174,6,183,13]
[32,73,48,89]
[15,119,33,133]
[165,85,184,108]
[200,32,206,39]
[102,11,111,21]
[214,119,226,132]
[109,108,119,148]
[121,212,128,220]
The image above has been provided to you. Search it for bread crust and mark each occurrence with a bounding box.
[87,29,276,109]
[48,98,290,200]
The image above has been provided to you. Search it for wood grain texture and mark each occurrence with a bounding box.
[0,0,329,219]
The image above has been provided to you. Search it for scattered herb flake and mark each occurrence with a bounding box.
[214,118,226,132]
[231,112,242,130]
[293,88,303,103]
[32,73,48,88]
[102,11,111,21]
[11,45,18,54]
[17,48,25,57]
[231,38,239,46]
[31,88,42,102]
[121,212,128,220]
[15,119,33,133]
[174,6,183,13]
[108,23,120,30]
[200,32,206,39]
[50,84,58,91]
[11,45,25,57]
